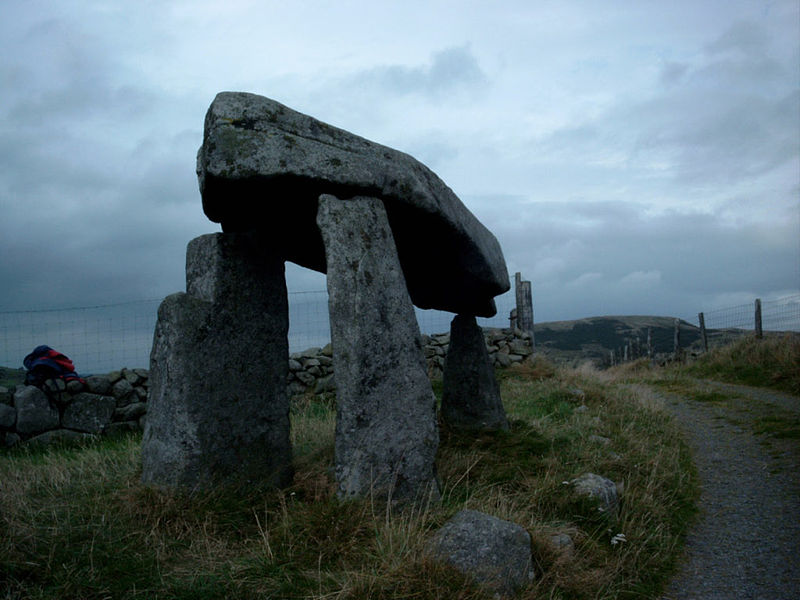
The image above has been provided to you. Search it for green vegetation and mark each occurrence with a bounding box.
[0,367,25,389]
[0,360,697,599]
[682,333,800,395]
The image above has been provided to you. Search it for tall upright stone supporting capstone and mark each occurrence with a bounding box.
[442,314,509,432]
[317,194,440,503]
[141,232,292,490]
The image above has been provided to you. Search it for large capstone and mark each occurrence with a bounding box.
[442,314,509,432]
[197,91,509,317]
[141,232,292,490]
[317,194,439,502]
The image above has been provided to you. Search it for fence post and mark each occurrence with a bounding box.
[514,272,535,349]
[646,327,653,359]
[698,312,708,352]
[754,299,763,339]
[673,318,681,360]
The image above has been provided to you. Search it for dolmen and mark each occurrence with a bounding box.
[141,92,511,502]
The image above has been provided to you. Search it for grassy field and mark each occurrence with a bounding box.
[3,333,796,598]
[0,354,700,599]
[683,333,800,395]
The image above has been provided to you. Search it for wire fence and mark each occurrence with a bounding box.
[700,295,800,332]
[0,291,516,375]
[3,291,794,375]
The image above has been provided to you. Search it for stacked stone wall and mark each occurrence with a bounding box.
[287,326,534,397]
[0,368,149,447]
[1,327,533,447]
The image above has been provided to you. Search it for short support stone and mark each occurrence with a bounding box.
[317,194,440,502]
[441,314,509,431]
[141,232,292,490]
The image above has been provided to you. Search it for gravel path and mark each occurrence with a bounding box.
[658,381,800,600]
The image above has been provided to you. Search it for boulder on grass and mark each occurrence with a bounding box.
[426,509,534,597]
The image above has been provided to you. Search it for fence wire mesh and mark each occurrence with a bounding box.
[700,294,800,339]
[1,291,516,375]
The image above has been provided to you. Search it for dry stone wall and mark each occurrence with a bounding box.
[0,368,149,448]
[0,327,533,448]
[287,326,534,397]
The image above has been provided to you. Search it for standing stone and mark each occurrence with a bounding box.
[141,232,291,490]
[442,314,509,432]
[317,194,439,502]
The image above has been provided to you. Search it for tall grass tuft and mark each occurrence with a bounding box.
[1,360,698,599]
[685,333,800,394]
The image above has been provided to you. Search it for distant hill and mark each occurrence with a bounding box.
[529,315,747,366]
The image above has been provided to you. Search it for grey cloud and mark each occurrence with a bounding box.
[352,45,487,97]
[705,20,770,56]
[540,19,799,187]
[660,62,689,86]
[485,197,797,320]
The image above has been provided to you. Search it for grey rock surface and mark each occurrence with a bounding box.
[426,509,534,597]
[441,314,508,431]
[61,393,116,434]
[0,403,16,429]
[27,429,96,446]
[318,195,439,502]
[115,402,148,422]
[141,232,292,490]
[85,376,112,395]
[571,472,620,519]
[14,386,59,435]
[197,91,509,316]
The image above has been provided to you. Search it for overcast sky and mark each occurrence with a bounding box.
[1,0,798,326]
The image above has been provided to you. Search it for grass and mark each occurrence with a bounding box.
[0,367,25,389]
[1,360,698,599]
[682,333,800,395]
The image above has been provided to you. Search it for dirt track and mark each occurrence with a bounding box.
[659,381,800,599]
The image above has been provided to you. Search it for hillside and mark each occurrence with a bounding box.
[530,315,746,365]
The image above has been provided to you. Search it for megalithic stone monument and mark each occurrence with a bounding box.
[141,232,292,490]
[318,194,439,501]
[143,91,511,498]
[441,314,509,432]
[197,92,509,317]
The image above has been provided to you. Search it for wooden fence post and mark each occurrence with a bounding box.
[755,298,763,339]
[514,272,535,349]
[673,318,681,360]
[646,327,653,359]
[698,312,708,352]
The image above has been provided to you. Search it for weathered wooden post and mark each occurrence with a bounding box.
[673,318,681,360]
[646,327,653,359]
[698,312,708,352]
[514,272,535,349]
[755,299,763,339]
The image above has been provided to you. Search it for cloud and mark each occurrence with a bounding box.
[486,196,798,321]
[535,19,799,190]
[351,45,488,98]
